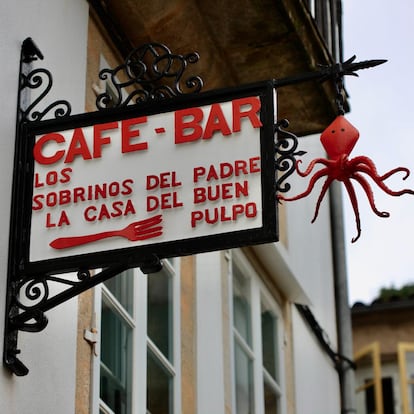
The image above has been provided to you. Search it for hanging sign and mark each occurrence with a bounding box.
[20,81,277,273]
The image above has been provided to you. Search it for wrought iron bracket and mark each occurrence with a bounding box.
[4,38,385,376]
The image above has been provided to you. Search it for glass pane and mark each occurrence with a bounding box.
[406,352,414,412]
[261,308,278,381]
[147,348,173,414]
[147,268,172,361]
[104,269,134,316]
[263,378,279,414]
[233,267,251,345]
[100,300,132,414]
[234,341,254,414]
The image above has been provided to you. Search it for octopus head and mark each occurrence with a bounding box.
[320,115,360,160]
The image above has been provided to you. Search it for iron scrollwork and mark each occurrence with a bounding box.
[274,119,306,194]
[19,38,72,123]
[96,42,204,109]
[20,68,72,122]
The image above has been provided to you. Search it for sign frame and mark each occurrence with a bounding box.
[18,80,278,276]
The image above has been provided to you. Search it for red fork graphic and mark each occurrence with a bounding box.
[50,215,163,249]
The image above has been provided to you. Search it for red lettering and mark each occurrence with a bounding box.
[84,206,96,222]
[220,206,232,222]
[84,201,136,222]
[221,183,233,199]
[232,97,262,132]
[94,122,117,158]
[234,160,248,175]
[108,182,120,196]
[33,133,65,165]
[121,179,134,195]
[193,187,206,203]
[147,195,158,212]
[98,204,111,220]
[193,166,206,183]
[205,208,219,224]
[147,175,159,190]
[245,202,257,218]
[190,202,257,228]
[34,173,44,188]
[123,199,136,216]
[32,194,44,211]
[193,157,261,183]
[73,187,86,203]
[122,117,148,153]
[206,166,219,181]
[46,211,70,227]
[111,201,124,218]
[64,128,92,164]
[191,211,203,228]
[60,168,72,184]
[59,190,71,205]
[46,192,58,207]
[59,210,70,226]
[146,193,183,211]
[233,204,245,220]
[46,212,55,228]
[220,163,233,179]
[249,156,261,173]
[46,170,58,186]
[203,103,232,139]
[235,181,249,197]
[147,172,182,189]
[175,107,203,144]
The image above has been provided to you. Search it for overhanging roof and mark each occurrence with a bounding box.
[89,0,340,136]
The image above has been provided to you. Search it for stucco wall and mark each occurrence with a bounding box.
[284,134,341,411]
[0,1,88,413]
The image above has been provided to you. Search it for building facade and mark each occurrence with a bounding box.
[0,1,349,413]
[353,299,414,414]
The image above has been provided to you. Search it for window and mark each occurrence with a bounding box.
[100,270,134,414]
[398,343,414,414]
[231,251,284,414]
[95,260,180,414]
[354,342,384,414]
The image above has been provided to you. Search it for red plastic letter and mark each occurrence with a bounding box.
[122,117,148,153]
[203,103,232,139]
[175,107,203,144]
[232,97,262,132]
[33,133,65,165]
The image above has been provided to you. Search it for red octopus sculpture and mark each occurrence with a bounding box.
[278,115,414,242]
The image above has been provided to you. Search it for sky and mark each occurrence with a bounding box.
[342,1,414,304]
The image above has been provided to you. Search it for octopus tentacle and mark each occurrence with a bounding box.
[349,156,411,181]
[343,178,362,243]
[296,158,332,177]
[278,168,329,202]
[352,173,390,218]
[378,167,410,181]
[355,164,414,196]
[311,176,334,223]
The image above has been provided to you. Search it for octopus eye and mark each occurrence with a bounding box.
[341,128,345,132]
[331,129,335,133]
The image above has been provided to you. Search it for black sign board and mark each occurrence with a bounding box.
[18,81,278,275]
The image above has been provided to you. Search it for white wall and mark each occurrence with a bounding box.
[0,1,88,413]
[283,134,342,409]
[196,251,226,414]
[284,134,338,343]
[291,308,341,413]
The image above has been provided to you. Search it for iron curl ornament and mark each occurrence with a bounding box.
[96,42,203,109]
[278,113,414,242]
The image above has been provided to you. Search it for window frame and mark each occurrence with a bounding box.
[92,259,181,414]
[230,249,286,414]
[398,342,414,414]
[354,341,384,414]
